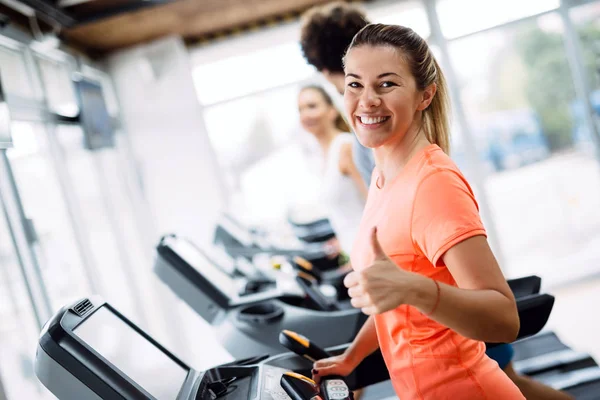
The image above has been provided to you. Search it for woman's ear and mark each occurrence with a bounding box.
[417,83,437,111]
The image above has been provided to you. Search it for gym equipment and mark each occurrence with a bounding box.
[507,275,541,298]
[507,278,600,395]
[278,329,395,400]
[154,234,555,359]
[281,372,352,400]
[36,295,599,400]
[154,234,365,359]
[279,330,331,362]
[513,331,600,396]
[213,214,340,271]
[286,216,336,244]
[34,296,388,400]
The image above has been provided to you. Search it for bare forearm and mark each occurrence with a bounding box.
[344,316,379,367]
[409,275,519,343]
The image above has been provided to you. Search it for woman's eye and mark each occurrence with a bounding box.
[381,81,397,88]
[347,82,361,88]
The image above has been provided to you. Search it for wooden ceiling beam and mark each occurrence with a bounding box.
[62,0,345,54]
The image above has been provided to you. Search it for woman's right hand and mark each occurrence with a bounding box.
[312,353,358,384]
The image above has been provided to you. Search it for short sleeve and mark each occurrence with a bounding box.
[411,170,486,266]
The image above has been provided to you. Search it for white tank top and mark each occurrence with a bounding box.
[320,134,366,255]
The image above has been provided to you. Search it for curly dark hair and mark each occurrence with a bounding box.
[300,2,369,73]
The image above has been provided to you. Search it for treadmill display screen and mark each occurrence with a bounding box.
[169,238,237,300]
[74,307,188,400]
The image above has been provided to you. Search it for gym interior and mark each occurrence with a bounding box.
[0,0,600,399]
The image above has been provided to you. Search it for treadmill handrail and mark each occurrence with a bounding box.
[507,275,542,297]
[486,293,554,348]
[514,349,591,375]
[515,293,554,339]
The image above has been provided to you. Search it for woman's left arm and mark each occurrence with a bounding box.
[408,235,520,343]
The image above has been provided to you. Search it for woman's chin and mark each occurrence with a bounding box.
[357,136,382,149]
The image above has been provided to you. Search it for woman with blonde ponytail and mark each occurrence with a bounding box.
[310,24,526,399]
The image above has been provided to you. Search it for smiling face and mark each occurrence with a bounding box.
[343,45,433,149]
[298,88,338,136]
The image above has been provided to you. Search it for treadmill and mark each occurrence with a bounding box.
[154,235,555,360]
[154,234,366,359]
[286,216,336,244]
[501,276,600,396]
[213,214,340,271]
[35,297,600,400]
[513,331,600,398]
[35,296,389,400]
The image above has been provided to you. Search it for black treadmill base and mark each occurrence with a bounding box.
[566,379,600,400]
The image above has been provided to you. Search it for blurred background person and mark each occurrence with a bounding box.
[298,85,367,256]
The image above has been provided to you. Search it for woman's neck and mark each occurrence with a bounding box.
[315,127,342,156]
[373,125,431,188]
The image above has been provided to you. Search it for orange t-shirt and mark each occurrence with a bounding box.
[350,144,524,399]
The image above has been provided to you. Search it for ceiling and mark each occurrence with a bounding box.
[3,0,365,57]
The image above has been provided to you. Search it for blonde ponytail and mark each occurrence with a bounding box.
[423,58,450,154]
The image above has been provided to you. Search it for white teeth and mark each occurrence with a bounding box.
[360,116,388,125]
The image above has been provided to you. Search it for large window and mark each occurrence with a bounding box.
[193,42,315,106]
[193,33,324,227]
[437,0,559,39]
[449,12,600,286]
[191,0,600,286]
[193,0,434,229]
[368,0,431,38]
[203,83,323,226]
[570,2,600,155]
[36,56,78,116]
[0,46,37,100]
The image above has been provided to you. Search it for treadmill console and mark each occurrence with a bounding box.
[155,236,289,323]
[34,297,343,400]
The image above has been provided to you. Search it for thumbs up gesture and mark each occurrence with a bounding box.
[343,227,418,315]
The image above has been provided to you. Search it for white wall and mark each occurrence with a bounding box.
[107,36,226,246]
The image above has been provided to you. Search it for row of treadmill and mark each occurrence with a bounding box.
[34,214,600,399]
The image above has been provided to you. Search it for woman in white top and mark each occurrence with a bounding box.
[298,85,368,255]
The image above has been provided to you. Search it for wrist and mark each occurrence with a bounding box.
[408,274,440,314]
[342,348,362,369]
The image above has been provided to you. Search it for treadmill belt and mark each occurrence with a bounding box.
[565,378,600,400]
[513,332,568,361]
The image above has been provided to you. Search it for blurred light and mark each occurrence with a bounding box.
[437,0,560,39]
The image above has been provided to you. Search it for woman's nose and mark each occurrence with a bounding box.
[359,89,381,108]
